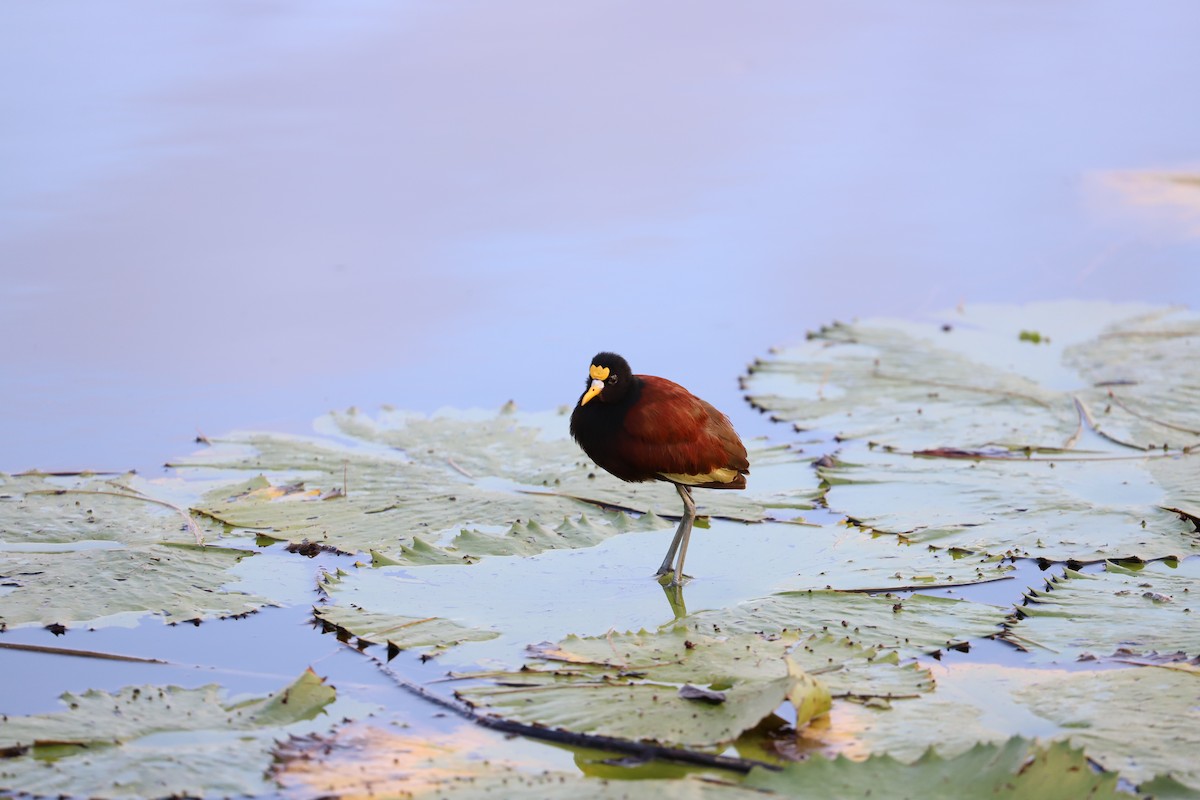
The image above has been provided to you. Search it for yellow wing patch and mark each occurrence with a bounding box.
[659,468,742,486]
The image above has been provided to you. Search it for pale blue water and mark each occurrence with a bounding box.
[2,1,1198,475]
[2,0,1199,775]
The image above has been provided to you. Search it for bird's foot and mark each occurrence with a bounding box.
[656,570,691,587]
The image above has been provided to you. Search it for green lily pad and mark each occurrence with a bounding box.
[172,407,818,563]
[745,302,1200,452]
[456,628,930,749]
[680,591,1006,658]
[1015,665,1200,791]
[825,661,1200,793]
[0,544,272,630]
[1003,558,1200,662]
[326,407,817,520]
[773,523,1016,590]
[376,510,674,566]
[0,474,274,630]
[744,303,1200,563]
[745,737,1125,799]
[313,569,499,653]
[0,670,363,800]
[820,445,1200,561]
[0,473,201,548]
[456,629,795,747]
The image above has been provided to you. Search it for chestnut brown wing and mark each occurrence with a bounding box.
[618,375,748,488]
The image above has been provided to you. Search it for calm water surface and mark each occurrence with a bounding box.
[1,0,1198,759]
[2,1,1198,474]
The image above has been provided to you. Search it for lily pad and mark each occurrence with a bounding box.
[456,628,929,749]
[745,302,1200,452]
[772,522,1016,590]
[0,670,363,800]
[745,737,1125,799]
[820,445,1200,561]
[376,510,674,566]
[0,544,272,630]
[456,629,795,748]
[0,474,274,630]
[314,569,499,653]
[680,591,1006,658]
[1015,665,1200,790]
[0,472,202,548]
[745,304,1200,563]
[823,661,1200,793]
[1003,558,1200,662]
[172,407,818,562]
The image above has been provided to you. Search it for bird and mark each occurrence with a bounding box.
[569,352,749,585]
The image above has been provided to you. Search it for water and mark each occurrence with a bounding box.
[2,1,1198,475]
[2,1,1199,784]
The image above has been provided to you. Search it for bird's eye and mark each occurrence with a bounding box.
[607,375,618,384]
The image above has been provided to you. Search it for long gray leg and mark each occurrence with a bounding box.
[656,484,695,582]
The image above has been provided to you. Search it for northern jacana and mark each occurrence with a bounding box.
[569,352,749,585]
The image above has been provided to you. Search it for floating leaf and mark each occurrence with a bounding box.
[766,522,1015,591]
[1004,558,1200,662]
[1014,665,1200,791]
[0,473,198,548]
[456,628,930,749]
[172,408,818,562]
[388,510,673,566]
[745,737,1125,799]
[746,302,1200,452]
[745,304,1200,563]
[678,590,1005,658]
[0,544,272,630]
[822,661,1200,793]
[819,445,1200,561]
[456,629,794,747]
[314,570,499,654]
[0,670,361,800]
[785,656,832,727]
[0,473,272,630]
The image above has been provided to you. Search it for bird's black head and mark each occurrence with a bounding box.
[578,351,634,407]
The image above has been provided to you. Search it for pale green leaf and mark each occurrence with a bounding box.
[0,670,354,800]
[821,444,1200,562]
[1004,558,1200,662]
[785,656,832,727]
[745,737,1125,799]
[172,408,818,563]
[0,544,273,630]
[678,590,1006,658]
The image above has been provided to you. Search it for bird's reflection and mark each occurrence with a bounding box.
[659,572,689,618]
